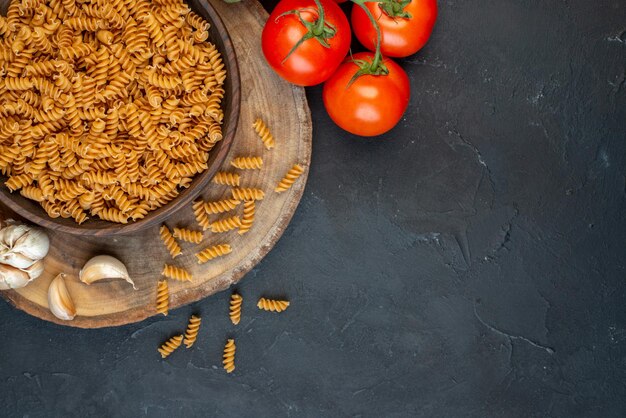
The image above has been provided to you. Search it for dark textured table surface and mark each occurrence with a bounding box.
[1,0,625,417]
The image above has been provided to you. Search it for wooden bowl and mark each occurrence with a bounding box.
[0,0,241,236]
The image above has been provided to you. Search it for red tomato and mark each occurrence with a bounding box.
[262,0,351,86]
[323,52,410,136]
[351,0,437,58]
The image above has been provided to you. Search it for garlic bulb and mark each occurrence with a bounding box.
[79,255,136,289]
[47,273,76,321]
[0,264,31,290]
[0,220,49,270]
[0,220,49,289]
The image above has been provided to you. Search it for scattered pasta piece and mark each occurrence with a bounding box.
[212,171,240,187]
[257,298,290,313]
[159,225,182,258]
[230,156,263,170]
[173,227,203,244]
[229,293,243,325]
[196,244,232,264]
[253,118,275,150]
[162,264,192,282]
[183,315,202,348]
[231,188,265,201]
[275,164,305,193]
[193,200,211,231]
[223,339,236,373]
[203,198,241,214]
[238,201,255,235]
[158,335,184,359]
[156,280,169,316]
[210,215,241,233]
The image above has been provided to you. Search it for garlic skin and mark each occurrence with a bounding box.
[12,227,49,261]
[0,251,36,269]
[47,273,76,321]
[0,220,50,288]
[79,255,136,290]
[0,264,31,290]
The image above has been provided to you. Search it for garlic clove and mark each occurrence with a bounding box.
[0,224,31,248]
[0,252,36,269]
[79,255,136,290]
[22,259,44,281]
[48,273,76,321]
[12,227,50,261]
[0,263,31,290]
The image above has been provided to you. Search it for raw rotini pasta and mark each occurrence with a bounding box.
[257,298,290,313]
[192,199,211,230]
[238,201,255,235]
[229,293,242,325]
[172,227,203,244]
[231,188,265,202]
[201,198,240,214]
[158,334,183,359]
[183,315,201,348]
[0,0,227,224]
[230,156,263,170]
[275,164,305,193]
[156,280,169,316]
[196,244,232,264]
[162,264,192,282]
[253,118,275,150]
[222,339,236,373]
[159,225,182,258]
[210,215,241,233]
[212,171,240,187]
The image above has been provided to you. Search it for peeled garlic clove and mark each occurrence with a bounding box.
[12,227,49,260]
[22,259,44,281]
[48,273,76,321]
[0,251,36,269]
[79,255,136,290]
[0,263,31,290]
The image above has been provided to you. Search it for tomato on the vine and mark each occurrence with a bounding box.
[323,52,410,136]
[262,0,351,86]
[351,0,437,58]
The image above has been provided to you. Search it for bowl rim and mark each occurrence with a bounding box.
[0,0,241,237]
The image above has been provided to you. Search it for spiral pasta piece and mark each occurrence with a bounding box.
[238,201,255,235]
[212,171,240,187]
[222,339,236,373]
[202,198,240,215]
[230,156,263,170]
[275,164,305,193]
[159,225,182,258]
[162,263,192,282]
[156,280,169,316]
[192,200,211,230]
[195,244,232,264]
[229,293,242,325]
[257,298,290,313]
[231,188,265,202]
[253,118,275,150]
[183,315,201,348]
[210,215,241,233]
[158,334,183,359]
[173,227,203,244]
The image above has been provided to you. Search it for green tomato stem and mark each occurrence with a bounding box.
[351,0,383,72]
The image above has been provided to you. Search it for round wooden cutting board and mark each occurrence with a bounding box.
[0,0,312,328]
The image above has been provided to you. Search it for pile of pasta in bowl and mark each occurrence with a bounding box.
[0,0,226,224]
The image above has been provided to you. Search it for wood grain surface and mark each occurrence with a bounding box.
[0,0,312,328]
